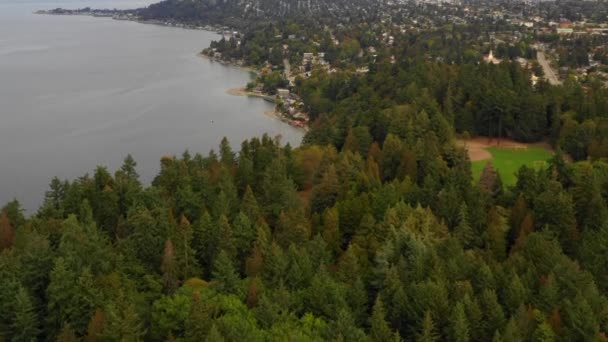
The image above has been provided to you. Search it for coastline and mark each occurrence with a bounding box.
[37,9,309,132]
[227,87,308,132]
[198,53,260,76]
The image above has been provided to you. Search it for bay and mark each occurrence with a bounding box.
[0,0,304,212]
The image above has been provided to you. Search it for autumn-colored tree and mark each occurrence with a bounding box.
[0,212,14,251]
[85,309,105,342]
[56,322,78,342]
[322,207,341,254]
[161,239,178,293]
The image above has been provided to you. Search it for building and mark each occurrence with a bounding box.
[277,88,290,99]
[484,50,501,64]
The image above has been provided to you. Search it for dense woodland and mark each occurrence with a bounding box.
[207,18,608,162]
[4,1,608,341]
[2,102,608,340]
[299,58,608,162]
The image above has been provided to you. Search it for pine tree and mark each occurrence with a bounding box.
[370,297,393,341]
[332,308,366,341]
[502,318,522,342]
[532,321,556,342]
[193,211,216,276]
[562,296,598,340]
[232,212,255,261]
[101,301,145,341]
[480,290,505,340]
[450,302,469,342]
[185,293,212,340]
[212,250,240,295]
[46,257,75,336]
[71,268,102,333]
[245,245,264,277]
[322,207,341,254]
[310,165,340,213]
[0,212,14,251]
[85,309,105,342]
[120,154,139,181]
[479,162,499,196]
[504,274,526,314]
[241,186,263,223]
[205,324,225,342]
[56,322,78,342]
[161,239,178,293]
[175,215,199,280]
[454,204,473,248]
[217,215,236,261]
[416,310,439,342]
[245,277,261,309]
[219,137,236,167]
[463,295,483,341]
[11,286,39,341]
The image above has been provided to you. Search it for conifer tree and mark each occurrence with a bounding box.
[454,204,473,248]
[185,293,212,340]
[0,212,14,251]
[416,310,439,342]
[56,322,78,342]
[322,207,341,254]
[370,297,394,341]
[11,286,39,341]
[450,302,469,342]
[85,309,105,342]
[161,239,178,293]
[101,301,145,341]
[212,250,240,295]
[205,324,225,342]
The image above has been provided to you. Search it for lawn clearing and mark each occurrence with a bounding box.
[471,146,553,185]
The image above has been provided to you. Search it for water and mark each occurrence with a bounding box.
[0,0,304,212]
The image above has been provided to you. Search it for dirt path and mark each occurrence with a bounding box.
[458,137,529,161]
[537,51,562,86]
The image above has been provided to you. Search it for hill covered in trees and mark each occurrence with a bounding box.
[137,0,384,26]
[7,2,608,340]
[1,120,608,340]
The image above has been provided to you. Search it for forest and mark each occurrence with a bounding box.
[3,3,608,341]
[1,102,608,340]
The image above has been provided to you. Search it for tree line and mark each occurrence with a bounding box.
[1,128,607,340]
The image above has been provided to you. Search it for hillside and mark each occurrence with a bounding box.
[137,0,385,25]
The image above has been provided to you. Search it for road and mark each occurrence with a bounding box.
[283,58,291,79]
[536,51,562,86]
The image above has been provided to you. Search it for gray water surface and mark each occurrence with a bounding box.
[0,0,304,212]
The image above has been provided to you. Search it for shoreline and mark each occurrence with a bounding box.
[227,87,308,132]
[198,53,260,76]
[38,10,309,132]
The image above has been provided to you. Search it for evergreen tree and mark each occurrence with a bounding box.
[0,212,14,251]
[46,257,75,337]
[480,290,505,340]
[454,204,473,248]
[370,297,394,342]
[450,302,469,342]
[416,311,439,342]
[212,250,241,295]
[185,293,212,340]
[11,286,39,341]
[161,239,178,293]
[101,301,145,341]
[56,322,78,342]
[205,324,225,342]
[85,309,105,342]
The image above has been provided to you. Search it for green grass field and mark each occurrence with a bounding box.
[471,147,553,185]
